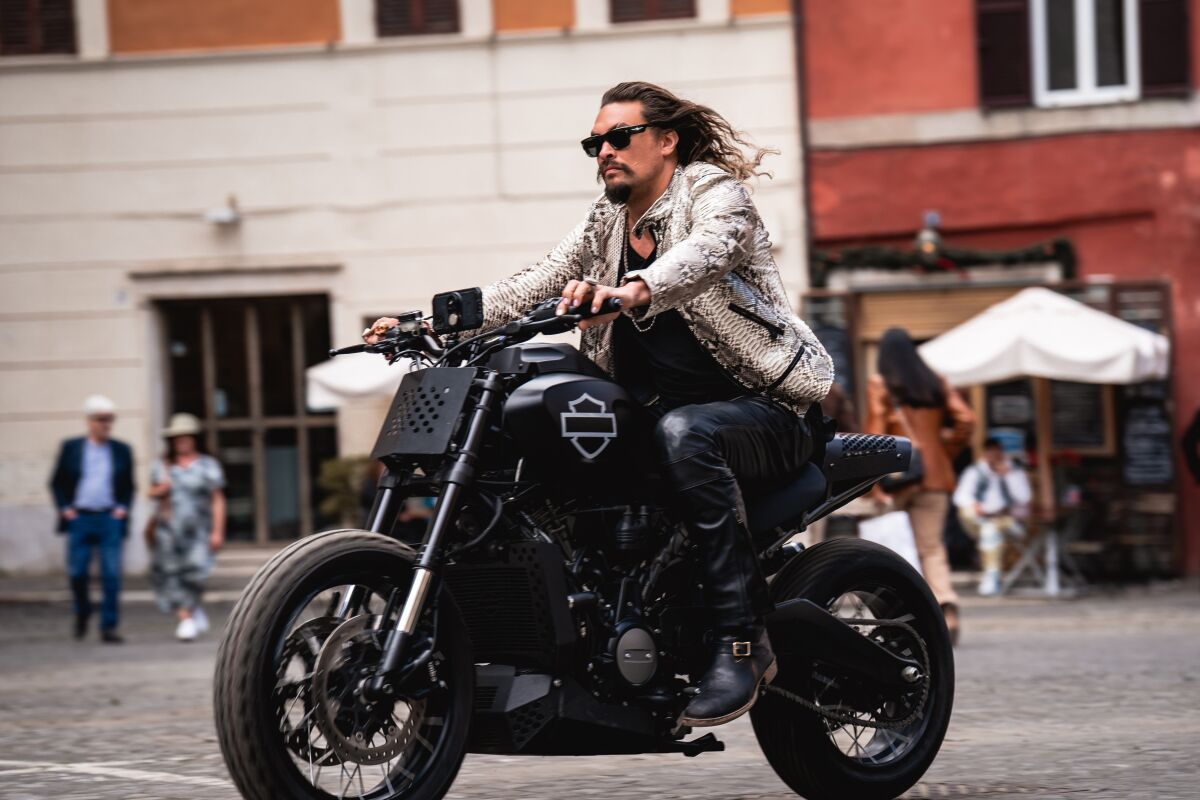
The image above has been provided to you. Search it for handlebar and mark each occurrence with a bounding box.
[557,295,623,320]
[329,331,444,360]
[328,295,624,364]
[515,296,622,329]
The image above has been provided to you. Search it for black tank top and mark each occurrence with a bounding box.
[613,243,743,409]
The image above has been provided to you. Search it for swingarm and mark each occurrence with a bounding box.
[767,598,923,690]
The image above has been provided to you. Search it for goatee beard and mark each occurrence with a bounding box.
[604,182,632,204]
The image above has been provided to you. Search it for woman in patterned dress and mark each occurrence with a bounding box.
[147,413,226,641]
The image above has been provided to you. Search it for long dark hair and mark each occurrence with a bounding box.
[877,328,946,408]
[600,81,776,181]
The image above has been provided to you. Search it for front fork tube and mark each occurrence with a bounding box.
[365,371,502,699]
[331,472,407,620]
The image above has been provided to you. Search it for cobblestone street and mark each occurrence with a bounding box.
[1,584,1197,800]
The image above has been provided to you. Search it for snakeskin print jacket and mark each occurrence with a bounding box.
[477,162,834,414]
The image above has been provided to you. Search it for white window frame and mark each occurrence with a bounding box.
[1030,0,1141,107]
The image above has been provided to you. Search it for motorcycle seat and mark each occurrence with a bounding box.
[744,433,912,537]
[746,462,827,536]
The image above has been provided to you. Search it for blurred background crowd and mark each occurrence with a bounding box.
[1,1,1197,632]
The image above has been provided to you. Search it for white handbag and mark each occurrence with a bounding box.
[858,511,924,576]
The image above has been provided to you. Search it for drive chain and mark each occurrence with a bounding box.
[762,617,932,731]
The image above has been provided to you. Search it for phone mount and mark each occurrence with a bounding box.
[432,288,484,335]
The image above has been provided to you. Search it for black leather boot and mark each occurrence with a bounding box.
[679,628,776,727]
[673,479,776,728]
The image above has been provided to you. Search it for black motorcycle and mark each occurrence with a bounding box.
[213,293,954,800]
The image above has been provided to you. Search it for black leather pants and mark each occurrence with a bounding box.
[652,395,813,634]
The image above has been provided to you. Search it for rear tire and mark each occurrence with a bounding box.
[751,538,954,800]
[213,529,473,800]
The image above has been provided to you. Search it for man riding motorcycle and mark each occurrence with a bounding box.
[368,80,834,728]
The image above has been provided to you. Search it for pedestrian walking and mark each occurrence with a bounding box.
[147,413,226,642]
[48,395,135,643]
[953,437,1032,595]
[866,328,975,643]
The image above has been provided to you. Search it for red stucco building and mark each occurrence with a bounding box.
[796,0,1200,574]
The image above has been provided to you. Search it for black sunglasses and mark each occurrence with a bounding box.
[580,124,653,158]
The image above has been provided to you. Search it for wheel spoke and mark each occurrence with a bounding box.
[381,762,396,795]
[307,716,317,785]
[813,589,933,767]
[255,566,460,798]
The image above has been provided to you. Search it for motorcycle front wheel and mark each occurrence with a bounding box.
[213,529,473,800]
[752,538,955,800]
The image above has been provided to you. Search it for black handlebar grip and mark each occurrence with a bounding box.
[579,297,622,318]
[329,344,367,357]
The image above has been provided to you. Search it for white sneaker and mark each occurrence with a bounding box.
[175,616,198,642]
[978,570,1001,597]
[191,606,209,634]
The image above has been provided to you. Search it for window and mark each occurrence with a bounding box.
[0,0,76,56]
[976,0,1192,108]
[1031,0,1139,105]
[611,0,697,24]
[376,0,460,37]
[160,295,338,543]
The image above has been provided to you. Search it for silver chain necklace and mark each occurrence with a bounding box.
[624,228,656,333]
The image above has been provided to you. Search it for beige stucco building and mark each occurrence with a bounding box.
[0,0,808,571]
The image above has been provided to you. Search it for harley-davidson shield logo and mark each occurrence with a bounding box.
[560,393,618,460]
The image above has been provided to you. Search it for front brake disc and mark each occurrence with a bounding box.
[311,615,427,766]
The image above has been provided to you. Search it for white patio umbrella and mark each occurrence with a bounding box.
[918,287,1169,386]
[305,352,411,411]
[918,286,1170,595]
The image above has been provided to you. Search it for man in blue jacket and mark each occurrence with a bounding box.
[49,395,135,643]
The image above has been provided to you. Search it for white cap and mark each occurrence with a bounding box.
[83,395,116,416]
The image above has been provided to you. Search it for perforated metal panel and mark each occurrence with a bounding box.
[371,368,474,459]
[824,433,912,484]
[839,433,899,456]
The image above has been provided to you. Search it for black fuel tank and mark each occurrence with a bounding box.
[489,342,606,379]
[502,357,655,492]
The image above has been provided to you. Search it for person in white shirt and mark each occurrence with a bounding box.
[953,438,1033,596]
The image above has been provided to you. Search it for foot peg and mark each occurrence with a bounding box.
[675,732,725,758]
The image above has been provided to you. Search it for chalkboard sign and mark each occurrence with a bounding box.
[988,380,1034,426]
[1122,390,1175,487]
[1050,381,1110,451]
[985,380,1036,454]
[1113,288,1173,486]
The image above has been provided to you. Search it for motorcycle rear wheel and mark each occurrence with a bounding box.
[751,538,954,800]
[213,529,473,800]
